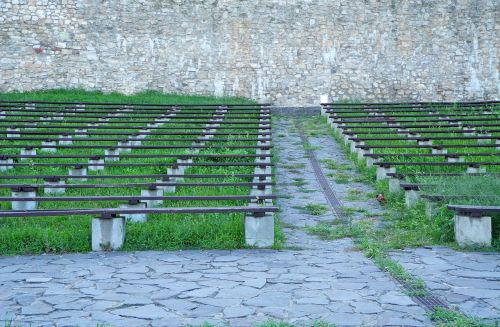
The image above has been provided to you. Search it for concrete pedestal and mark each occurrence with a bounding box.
[44,179,66,194]
[404,190,420,208]
[20,147,36,159]
[141,187,164,208]
[467,166,486,174]
[376,166,396,180]
[105,148,120,161]
[41,140,57,153]
[156,179,176,193]
[425,202,438,218]
[454,215,491,247]
[417,140,433,146]
[388,178,401,193]
[357,148,372,161]
[11,188,38,210]
[245,214,274,247]
[365,156,381,168]
[432,148,448,155]
[119,201,147,223]
[477,135,491,144]
[118,141,132,153]
[447,156,464,163]
[6,128,20,138]
[88,157,104,171]
[58,135,73,145]
[0,110,5,119]
[75,129,87,137]
[69,166,88,181]
[91,216,126,251]
[0,157,13,171]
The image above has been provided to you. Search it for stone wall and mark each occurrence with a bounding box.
[0,0,498,105]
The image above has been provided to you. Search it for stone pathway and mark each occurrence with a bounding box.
[1,115,496,326]
[390,247,500,324]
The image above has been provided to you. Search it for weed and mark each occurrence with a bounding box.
[429,308,497,327]
[300,203,329,216]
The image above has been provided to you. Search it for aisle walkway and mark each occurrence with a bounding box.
[0,116,432,327]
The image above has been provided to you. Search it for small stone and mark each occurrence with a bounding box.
[26,277,52,283]
[223,306,255,318]
[112,304,168,319]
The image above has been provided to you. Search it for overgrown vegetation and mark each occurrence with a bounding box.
[310,114,500,251]
[429,308,498,327]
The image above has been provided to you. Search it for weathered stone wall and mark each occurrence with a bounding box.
[0,0,498,105]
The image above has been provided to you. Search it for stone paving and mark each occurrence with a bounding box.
[390,247,500,324]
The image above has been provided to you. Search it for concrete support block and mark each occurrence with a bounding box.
[138,129,150,137]
[376,166,396,180]
[141,186,164,208]
[118,140,132,153]
[466,165,486,174]
[41,140,57,153]
[69,165,88,181]
[91,215,126,251]
[432,147,448,155]
[119,200,147,223]
[0,156,13,171]
[404,189,420,208]
[351,141,365,155]
[0,111,5,119]
[245,213,274,247]
[20,147,36,159]
[496,139,500,150]
[417,139,433,146]
[156,179,176,193]
[388,178,401,193]
[44,178,66,194]
[25,122,37,130]
[87,123,100,128]
[105,148,120,161]
[365,156,381,168]
[58,134,73,145]
[255,165,272,175]
[258,140,271,147]
[11,187,38,211]
[454,215,491,247]
[425,202,438,218]
[88,157,105,171]
[53,115,63,121]
[446,156,464,163]
[75,129,87,137]
[357,147,372,161]
[6,128,21,138]
[477,134,491,144]
[25,103,35,110]
[176,158,193,174]
[40,115,51,122]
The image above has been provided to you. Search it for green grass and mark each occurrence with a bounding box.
[326,172,351,184]
[299,203,329,216]
[0,90,287,255]
[429,308,498,327]
[320,159,351,171]
[0,89,251,104]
